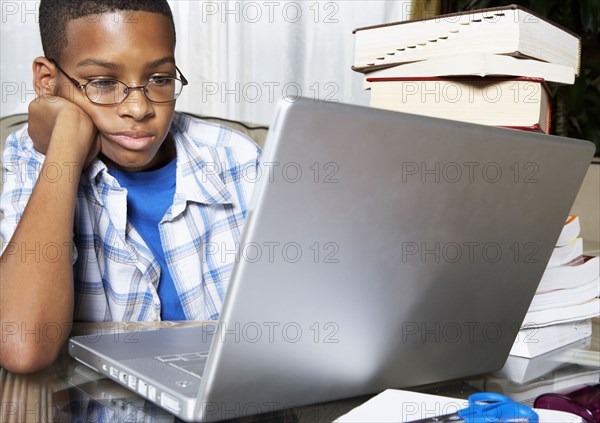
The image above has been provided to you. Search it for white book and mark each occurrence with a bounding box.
[547,237,583,267]
[529,276,600,312]
[362,54,575,89]
[537,255,599,293]
[509,319,592,358]
[521,298,600,328]
[352,5,580,74]
[556,215,581,247]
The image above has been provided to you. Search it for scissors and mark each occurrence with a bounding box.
[408,392,539,423]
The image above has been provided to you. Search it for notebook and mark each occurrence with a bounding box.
[69,98,595,422]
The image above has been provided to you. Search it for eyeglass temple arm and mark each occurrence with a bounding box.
[47,58,86,89]
[176,66,189,86]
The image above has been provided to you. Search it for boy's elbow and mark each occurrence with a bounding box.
[1,337,64,374]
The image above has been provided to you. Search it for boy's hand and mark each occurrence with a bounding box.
[28,95,100,168]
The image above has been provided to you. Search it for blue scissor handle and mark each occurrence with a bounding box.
[457,392,539,423]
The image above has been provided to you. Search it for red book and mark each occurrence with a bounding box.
[367,76,552,133]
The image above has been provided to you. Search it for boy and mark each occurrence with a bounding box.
[0,0,260,373]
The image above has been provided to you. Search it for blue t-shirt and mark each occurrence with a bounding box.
[108,160,185,320]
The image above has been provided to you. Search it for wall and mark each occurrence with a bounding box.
[571,162,600,255]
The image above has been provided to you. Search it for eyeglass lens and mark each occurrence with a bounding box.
[85,78,183,104]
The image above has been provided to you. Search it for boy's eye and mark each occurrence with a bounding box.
[150,76,174,86]
[89,80,119,90]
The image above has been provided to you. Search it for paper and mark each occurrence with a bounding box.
[334,389,585,423]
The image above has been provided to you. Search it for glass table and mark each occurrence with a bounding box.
[1,319,598,422]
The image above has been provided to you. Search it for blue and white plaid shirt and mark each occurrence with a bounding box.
[1,112,261,321]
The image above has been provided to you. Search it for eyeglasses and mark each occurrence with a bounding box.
[48,58,188,105]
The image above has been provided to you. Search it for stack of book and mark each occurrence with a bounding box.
[510,216,600,358]
[351,5,581,133]
[352,7,597,358]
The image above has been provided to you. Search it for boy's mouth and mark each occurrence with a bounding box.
[107,130,156,151]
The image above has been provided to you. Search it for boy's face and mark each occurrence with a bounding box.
[52,11,177,172]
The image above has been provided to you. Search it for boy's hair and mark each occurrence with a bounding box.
[39,0,176,61]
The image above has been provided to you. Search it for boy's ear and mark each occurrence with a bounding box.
[32,57,59,96]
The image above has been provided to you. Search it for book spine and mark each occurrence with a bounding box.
[366,76,548,83]
[500,124,544,133]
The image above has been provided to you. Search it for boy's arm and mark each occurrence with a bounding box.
[0,97,98,373]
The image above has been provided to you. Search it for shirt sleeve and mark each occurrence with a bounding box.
[0,126,78,263]
[0,125,44,254]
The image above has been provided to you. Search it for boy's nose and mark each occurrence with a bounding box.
[123,85,148,98]
[117,87,154,120]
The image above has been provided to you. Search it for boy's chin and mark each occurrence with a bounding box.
[100,152,157,172]
[99,133,174,172]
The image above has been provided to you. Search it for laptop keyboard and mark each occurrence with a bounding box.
[155,352,209,379]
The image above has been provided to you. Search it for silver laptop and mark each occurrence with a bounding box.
[69,98,595,422]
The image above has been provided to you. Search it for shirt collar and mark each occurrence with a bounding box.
[84,114,233,210]
[170,114,233,206]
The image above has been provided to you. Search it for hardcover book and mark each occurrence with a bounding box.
[361,54,576,88]
[352,5,581,75]
[368,76,551,132]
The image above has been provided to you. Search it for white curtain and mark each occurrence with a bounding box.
[1,1,409,125]
[1,0,44,117]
